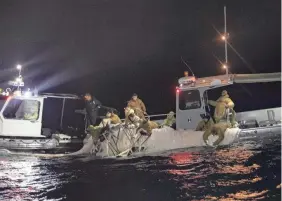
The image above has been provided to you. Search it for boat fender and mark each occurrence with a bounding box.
[0,149,12,155]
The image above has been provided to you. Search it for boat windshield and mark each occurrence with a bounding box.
[179,90,201,110]
[3,98,40,120]
[0,96,9,111]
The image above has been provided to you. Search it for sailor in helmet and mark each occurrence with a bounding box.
[124,106,158,135]
[195,114,214,131]
[162,111,176,128]
[208,90,235,124]
[203,90,237,146]
[88,109,121,143]
[105,110,122,125]
[124,107,141,127]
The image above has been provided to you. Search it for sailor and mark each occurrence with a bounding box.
[124,107,158,135]
[208,90,235,123]
[137,119,159,136]
[195,115,214,131]
[203,122,231,146]
[24,112,38,120]
[124,107,141,127]
[162,111,176,128]
[87,114,112,145]
[127,93,147,119]
[84,93,102,126]
[86,109,121,142]
[106,110,122,125]
[22,100,39,121]
[202,90,237,146]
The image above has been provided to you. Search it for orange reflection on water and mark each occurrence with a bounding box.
[216,176,262,187]
[217,163,260,174]
[169,152,198,165]
[215,148,260,176]
[192,189,269,201]
[167,152,201,176]
[215,148,255,164]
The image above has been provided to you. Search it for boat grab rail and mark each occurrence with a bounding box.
[120,113,169,121]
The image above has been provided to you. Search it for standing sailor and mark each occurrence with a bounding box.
[84,93,102,126]
[127,93,147,119]
[208,90,235,123]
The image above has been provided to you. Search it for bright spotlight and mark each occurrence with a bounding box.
[221,35,226,41]
[222,64,227,69]
[16,77,22,82]
[16,64,22,70]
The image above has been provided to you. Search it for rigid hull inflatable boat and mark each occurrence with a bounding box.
[71,72,281,158]
[0,92,87,153]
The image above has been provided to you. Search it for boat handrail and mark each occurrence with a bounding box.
[41,93,80,99]
[145,113,168,118]
[120,113,168,121]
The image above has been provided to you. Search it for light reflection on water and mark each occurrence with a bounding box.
[0,141,281,201]
[166,148,270,200]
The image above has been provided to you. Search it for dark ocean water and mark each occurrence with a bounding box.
[0,140,281,201]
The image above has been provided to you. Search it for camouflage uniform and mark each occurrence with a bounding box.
[127,98,146,119]
[162,111,176,127]
[195,118,214,131]
[203,90,236,146]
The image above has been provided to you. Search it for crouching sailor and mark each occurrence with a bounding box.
[161,111,176,129]
[137,119,159,136]
[124,107,158,136]
[87,110,121,144]
[124,107,141,128]
[107,110,122,124]
[203,90,237,146]
[195,114,214,131]
[203,122,231,147]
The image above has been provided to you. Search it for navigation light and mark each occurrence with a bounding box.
[16,64,22,70]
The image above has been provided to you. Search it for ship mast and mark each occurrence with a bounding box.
[222,6,229,76]
[16,64,23,91]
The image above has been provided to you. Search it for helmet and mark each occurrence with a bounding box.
[168,111,175,115]
[221,90,228,96]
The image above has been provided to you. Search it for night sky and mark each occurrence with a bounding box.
[0,0,280,114]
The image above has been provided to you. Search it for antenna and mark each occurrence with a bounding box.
[180,56,195,77]
[223,6,228,75]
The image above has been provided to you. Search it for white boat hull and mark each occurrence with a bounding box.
[70,122,281,157]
